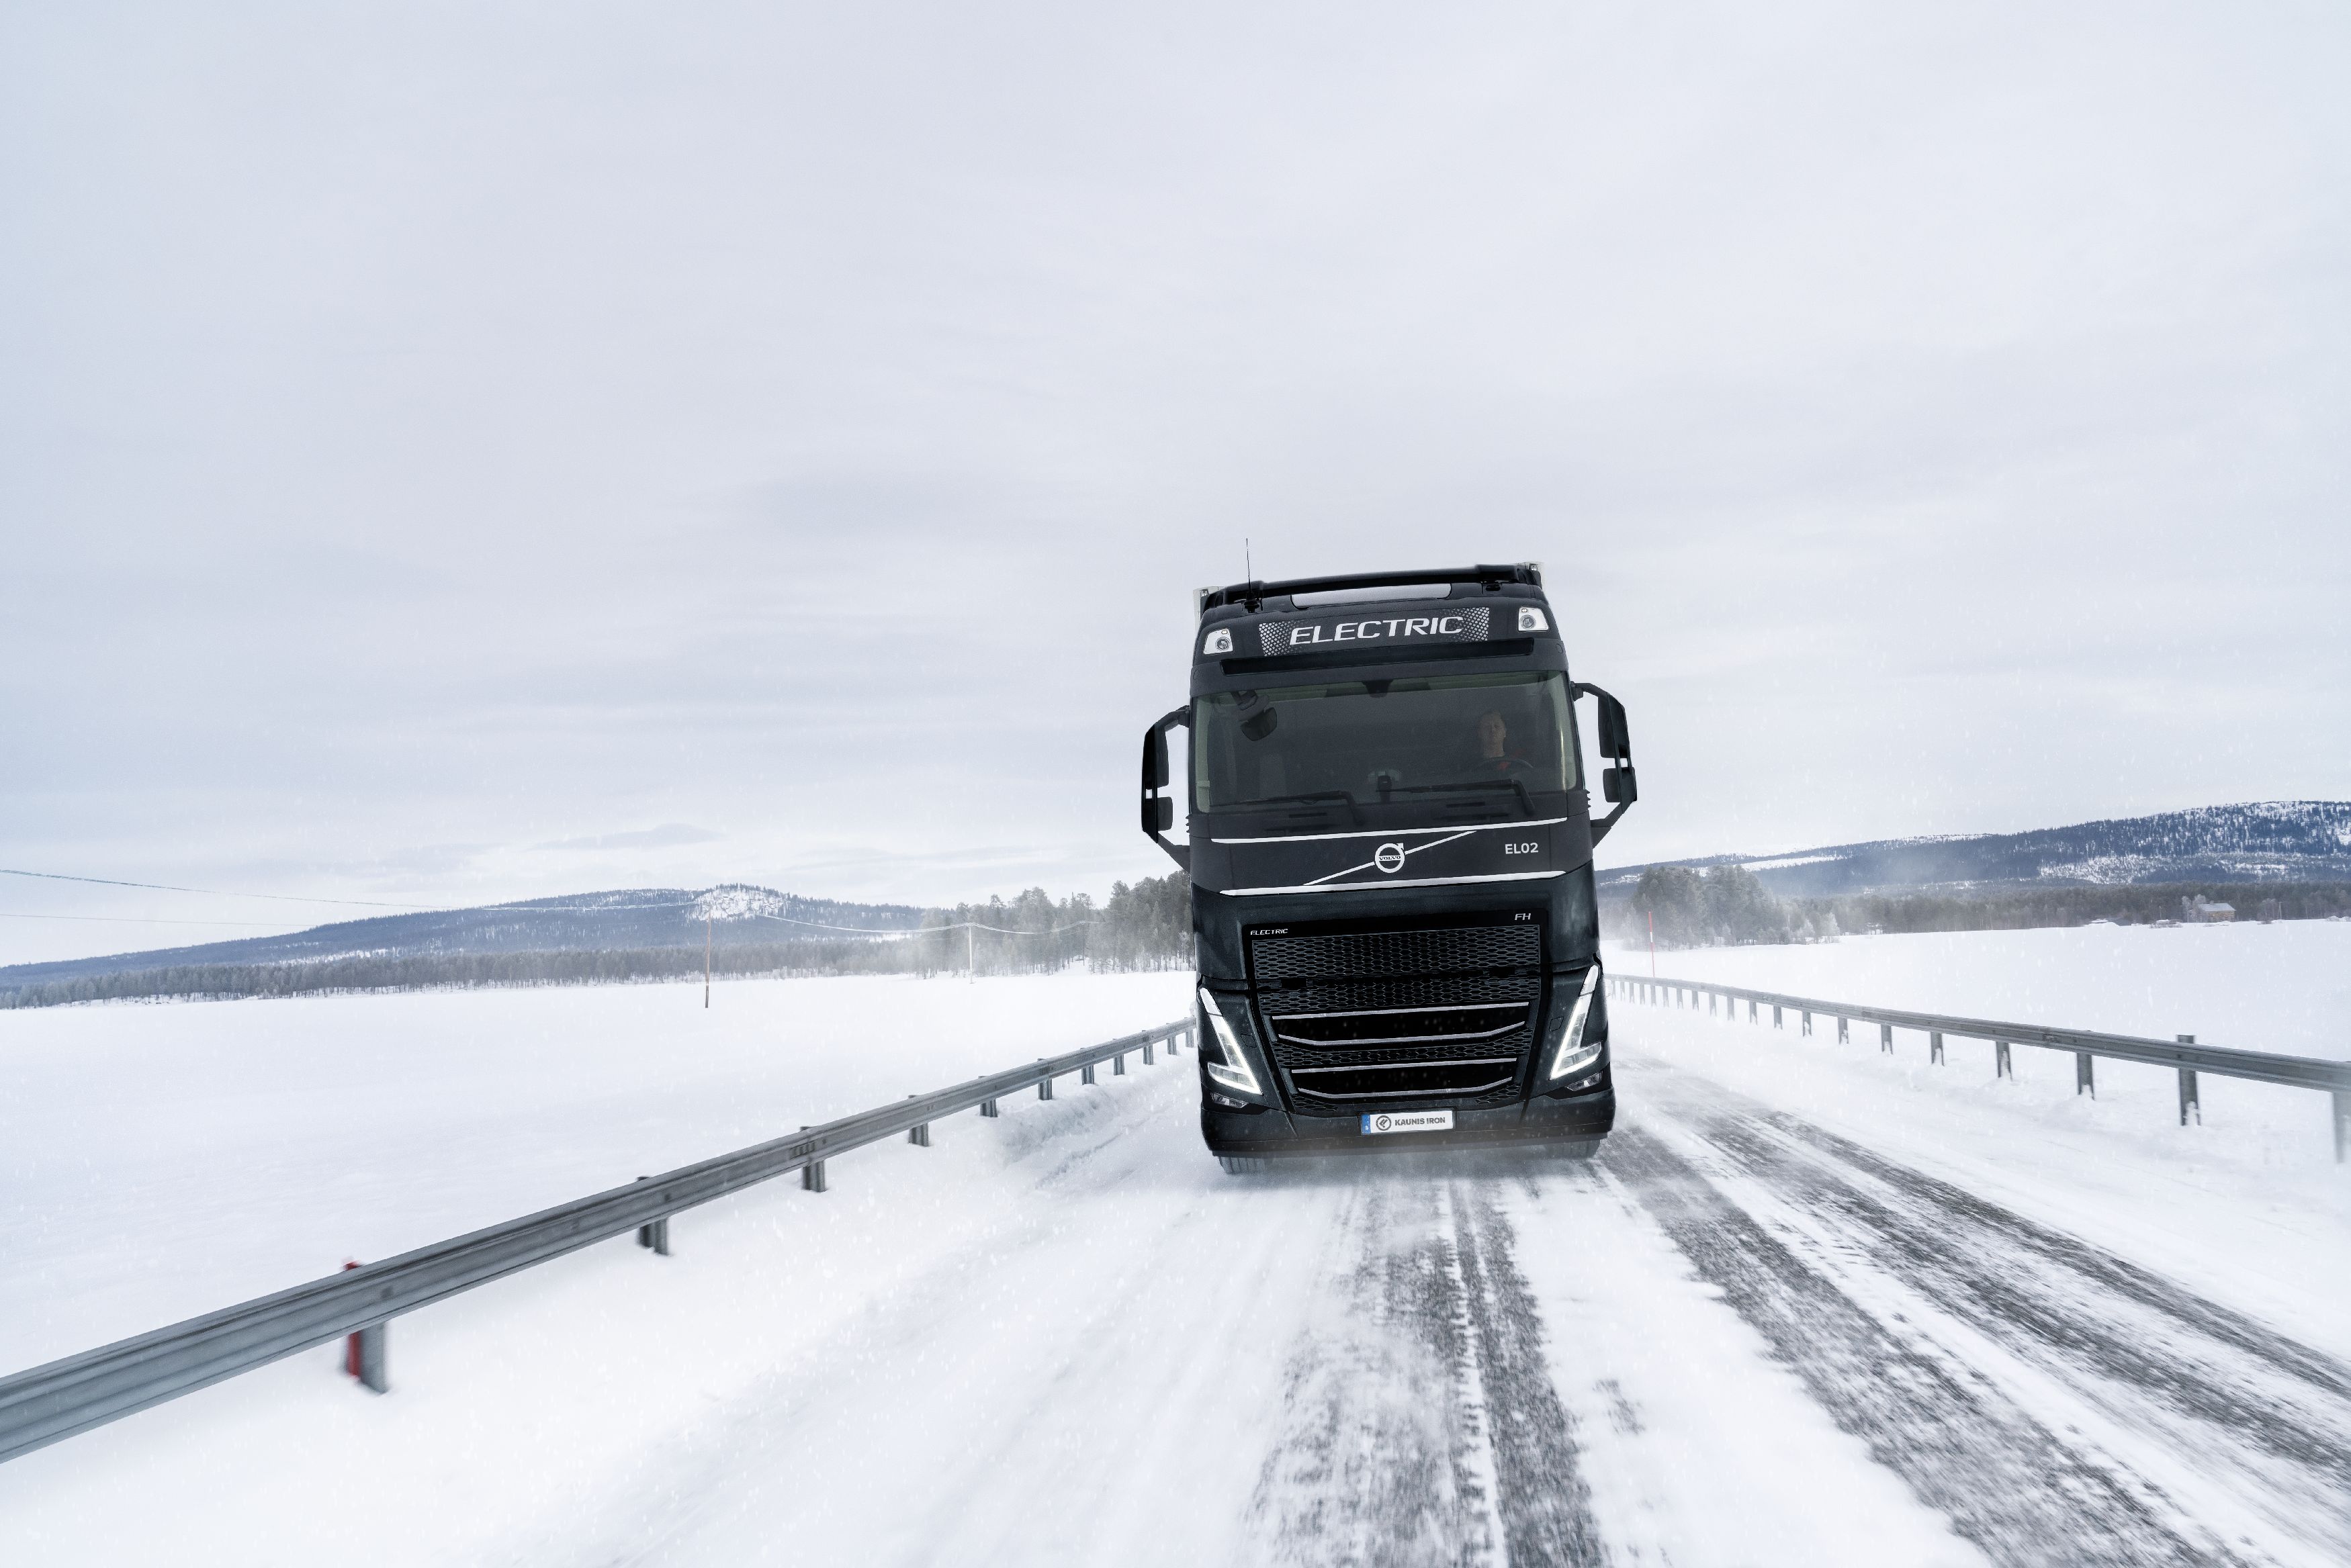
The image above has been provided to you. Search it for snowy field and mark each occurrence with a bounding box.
[3,934,2348,1567]
[0,973,1194,1373]
[1614,917,2351,1061]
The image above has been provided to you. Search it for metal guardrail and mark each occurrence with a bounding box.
[0,1016,1194,1465]
[1611,974,2351,1161]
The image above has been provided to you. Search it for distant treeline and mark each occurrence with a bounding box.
[1603,870,2351,951]
[0,873,1195,1011]
[1789,880,2351,936]
[901,874,1191,976]
[1607,865,1813,949]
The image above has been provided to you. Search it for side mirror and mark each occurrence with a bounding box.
[1139,708,1191,869]
[1596,694,1630,759]
[1576,681,1638,844]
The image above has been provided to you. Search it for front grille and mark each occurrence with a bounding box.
[1248,921,1545,1111]
[1251,925,1540,982]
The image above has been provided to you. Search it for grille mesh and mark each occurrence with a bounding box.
[1248,921,1546,1111]
[1251,923,1539,982]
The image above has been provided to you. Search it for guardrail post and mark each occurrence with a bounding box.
[803,1160,827,1192]
[1836,1016,1848,1044]
[1143,1039,1154,1064]
[337,1260,386,1391]
[2334,1092,2349,1164]
[1081,1062,1096,1085]
[1708,991,1717,1017]
[2075,1052,2094,1097]
[1879,1023,1893,1055]
[1038,1074,1054,1100]
[905,1095,932,1146]
[345,1312,386,1395]
[1929,1031,1944,1065]
[632,1178,670,1254]
[1996,1040,2012,1079]
[1772,1005,1783,1030]
[1114,1052,1126,1075]
[1802,1010,1812,1037]
[980,1098,1000,1117]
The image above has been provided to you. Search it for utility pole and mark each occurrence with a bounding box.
[705,913,712,1009]
[967,920,975,984]
[1648,910,1657,978]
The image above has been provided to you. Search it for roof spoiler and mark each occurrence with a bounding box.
[1196,563,1542,616]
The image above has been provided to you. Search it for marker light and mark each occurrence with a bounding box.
[1198,986,1263,1095]
[1202,628,1234,655]
[1517,606,1548,633]
[1546,964,1603,1081]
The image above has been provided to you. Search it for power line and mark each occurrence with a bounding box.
[744,912,1096,937]
[0,866,723,921]
[0,867,438,910]
[0,911,313,929]
[0,866,1095,936]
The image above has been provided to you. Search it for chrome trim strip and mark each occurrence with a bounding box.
[1304,827,1477,887]
[1292,1076,1517,1101]
[1290,1056,1517,1075]
[1221,870,1564,896]
[1267,1001,1530,1021]
[1274,1023,1522,1047]
[1212,817,1567,845]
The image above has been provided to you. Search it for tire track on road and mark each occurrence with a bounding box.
[1247,1162,1605,1567]
[1448,1181,1605,1568]
[1673,1105,2351,1557]
[1607,1127,2235,1568]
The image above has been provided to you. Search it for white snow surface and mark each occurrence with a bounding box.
[3,940,2347,1566]
[1619,919,2351,1061]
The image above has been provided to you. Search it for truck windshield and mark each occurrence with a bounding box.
[1194,670,1577,811]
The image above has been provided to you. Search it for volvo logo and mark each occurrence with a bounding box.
[1374,843,1407,874]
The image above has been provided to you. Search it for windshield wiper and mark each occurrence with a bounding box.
[1247,789,1364,825]
[1387,779,1536,816]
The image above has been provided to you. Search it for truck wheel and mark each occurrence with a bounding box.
[1218,1155,1268,1175]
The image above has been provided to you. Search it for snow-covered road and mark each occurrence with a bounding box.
[5,969,2348,1566]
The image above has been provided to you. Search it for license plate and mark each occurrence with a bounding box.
[1361,1109,1454,1135]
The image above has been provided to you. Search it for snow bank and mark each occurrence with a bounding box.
[1609,919,2351,1060]
[0,972,1192,1373]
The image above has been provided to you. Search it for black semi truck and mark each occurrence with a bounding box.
[1139,564,1638,1172]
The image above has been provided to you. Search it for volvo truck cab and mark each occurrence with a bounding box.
[1140,564,1638,1172]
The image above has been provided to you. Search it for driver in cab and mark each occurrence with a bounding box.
[1474,709,1531,776]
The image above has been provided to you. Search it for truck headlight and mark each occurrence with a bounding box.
[1198,987,1263,1096]
[1546,965,1603,1082]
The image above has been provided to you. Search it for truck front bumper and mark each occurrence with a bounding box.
[1200,1080,1614,1159]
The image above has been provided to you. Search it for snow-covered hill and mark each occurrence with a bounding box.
[1600,800,2351,898]
[0,882,924,990]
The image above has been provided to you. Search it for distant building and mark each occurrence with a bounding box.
[2181,894,2236,923]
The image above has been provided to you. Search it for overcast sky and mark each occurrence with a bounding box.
[3,1,2346,964]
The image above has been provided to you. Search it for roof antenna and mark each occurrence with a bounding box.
[1245,537,1252,581]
